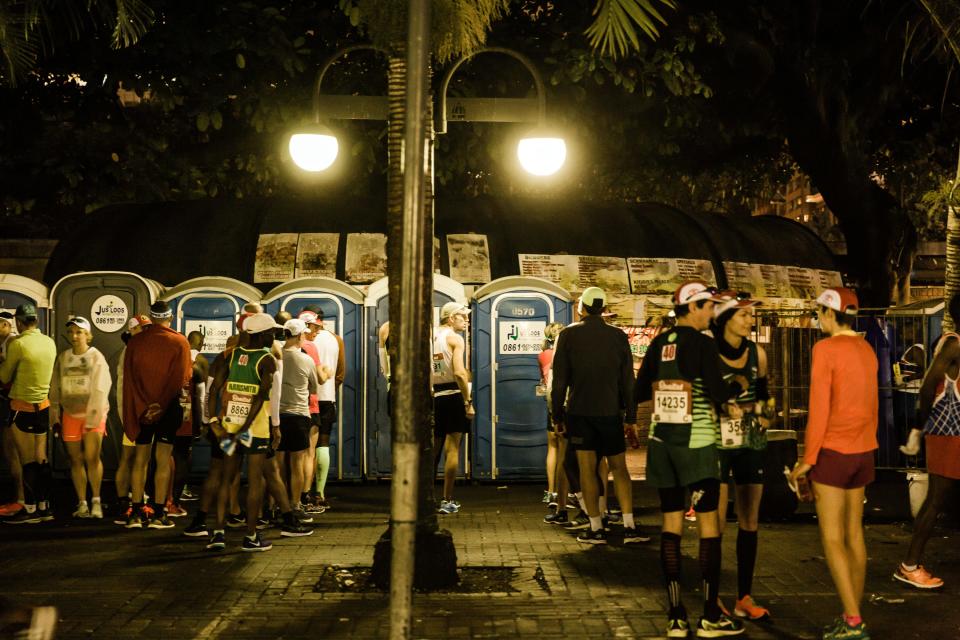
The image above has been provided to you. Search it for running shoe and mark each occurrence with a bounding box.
[605,511,623,524]
[148,514,176,529]
[547,492,558,508]
[0,501,23,516]
[695,615,745,637]
[34,508,54,522]
[566,492,579,509]
[304,501,326,514]
[179,486,199,501]
[437,500,460,515]
[666,617,690,638]
[543,510,568,525]
[623,527,651,544]
[4,509,41,524]
[206,531,226,551]
[718,600,731,618]
[242,533,273,552]
[114,504,132,525]
[141,504,156,520]
[314,496,331,510]
[733,595,770,620]
[294,505,314,523]
[125,511,144,529]
[183,518,209,537]
[541,490,551,504]
[576,528,608,545]
[822,619,870,640]
[685,506,697,522]
[90,502,103,519]
[166,504,188,518]
[226,512,246,528]
[563,511,591,530]
[280,521,314,537]
[893,563,944,589]
[73,503,90,519]
[256,517,272,531]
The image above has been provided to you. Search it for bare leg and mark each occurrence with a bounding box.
[83,432,104,499]
[263,455,292,513]
[546,431,558,495]
[576,450,601,519]
[198,457,222,514]
[65,441,87,504]
[813,481,864,618]
[2,427,23,502]
[245,455,265,536]
[115,445,135,499]
[229,467,241,515]
[555,436,569,513]
[152,442,174,506]
[216,454,241,529]
[905,474,955,565]
[289,450,307,505]
[606,452,633,519]
[131,444,152,503]
[443,433,462,500]
[717,482,730,536]
[304,424,319,497]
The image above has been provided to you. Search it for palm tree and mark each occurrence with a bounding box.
[0,0,154,86]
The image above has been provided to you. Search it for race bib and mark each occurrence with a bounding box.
[719,417,746,449]
[652,380,693,424]
[432,354,444,376]
[63,375,90,397]
[225,399,251,424]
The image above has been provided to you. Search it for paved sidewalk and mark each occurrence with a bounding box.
[1,482,958,639]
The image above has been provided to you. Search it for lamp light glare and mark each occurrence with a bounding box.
[517,137,566,176]
[289,133,339,172]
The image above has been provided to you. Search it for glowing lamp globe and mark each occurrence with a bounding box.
[289,128,339,172]
[517,136,566,176]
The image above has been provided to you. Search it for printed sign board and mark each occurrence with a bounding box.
[90,294,128,333]
[498,320,546,354]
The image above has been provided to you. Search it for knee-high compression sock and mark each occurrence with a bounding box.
[661,532,685,620]
[21,462,39,505]
[37,462,52,505]
[736,529,758,599]
[315,447,330,498]
[700,537,722,621]
[173,446,190,506]
[563,446,580,493]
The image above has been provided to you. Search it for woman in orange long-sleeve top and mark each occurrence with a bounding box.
[790,287,877,640]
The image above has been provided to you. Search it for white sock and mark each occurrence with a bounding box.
[589,515,603,531]
[91,497,101,504]
[623,513,635,528]
[902,562,918,571]
[24,504,36,513]
[38,501,48,511]
[78,500,88,508]
[576,492,587,512]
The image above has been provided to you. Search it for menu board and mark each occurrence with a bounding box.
[627,258,717,295]
[254,233,298,283]
[758,264,792,298]
[447,234,491,283]
[786,267,819,299]
[722,261,765,296]
[518,254,629,293]
[817,270,843,288]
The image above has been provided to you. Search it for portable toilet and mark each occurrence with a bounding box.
[160,277,263,360]
[470,277,573,479]
[0,274,50,333]
[49,272,163,475]
[364,274,467,478]
[261,277,365,480]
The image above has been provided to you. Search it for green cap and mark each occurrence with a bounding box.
[14,303,37,319]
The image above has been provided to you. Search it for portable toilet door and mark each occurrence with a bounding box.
[0,274,50,333]
[161,277,263,361]
[471,276,572,480]
[261,277,365,480]
[49,271,163,476]
[364,274,467,478]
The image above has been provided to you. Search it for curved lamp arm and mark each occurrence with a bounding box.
[312,44,390,123]
[438,46,546,134]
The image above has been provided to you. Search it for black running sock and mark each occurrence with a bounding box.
[661,532,685,620]
[152,502,165,517]
[700,536,722,621]
[194,509,207,522]
[563,445,581,493]
[21,462,39,505]
[37,462,52,504]
[282,511,296,525]
[737,529,758,599]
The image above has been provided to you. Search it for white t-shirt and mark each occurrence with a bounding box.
[280,348,318,416]
[50,346,112,426]
[432,325,458,396]
[314,330,340,403]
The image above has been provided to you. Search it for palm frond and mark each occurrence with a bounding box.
[0,2,40,86]
[110,0,155,49]
[585,0,676,59]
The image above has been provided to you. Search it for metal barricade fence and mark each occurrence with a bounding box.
[754,307,937,470]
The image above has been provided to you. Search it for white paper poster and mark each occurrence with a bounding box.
[627,258,717,295]
[90,295,128,333]
[345,233,387,283]
[498,320,546,354]
[517,254,629,293]
[185,319,233,354]
[296,233,339,278]
[447,234,491,283]
[255,233,298,283]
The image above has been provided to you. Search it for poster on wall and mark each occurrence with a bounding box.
[627,258,717,295]
[758,264,792,298]
[447,234,491,283]
[254,233,298,283]
[295,233,339,278]
[517,254,629,293]
[606,294,646,326]
[722,261,766,296]
[345,233,387,283]
[518,254,580,291]
[817,269,843,289]
[623,326,662,360]
[786,267,820,299]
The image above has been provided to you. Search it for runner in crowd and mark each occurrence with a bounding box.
[297,309,327,514]
[893,292,960,590]
[540,322,564,509]
[122,301,192,530]
[0,311,24,516]
[551,287,646,545]
[433,302,474,514]
[49,317,111,519]
[711,292,772,621]
[307,306,345,511]
[166,330,208,518]
[0,304,57,524]
[114,315,150,524]
[789,287,877,640]
[635,281,747,638]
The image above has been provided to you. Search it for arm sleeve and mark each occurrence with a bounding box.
[803,341,832,465]
[48,354,61,423]
[335,334,346,387]
[699,336,741,404]
[550,332,570,420]
[270,369,281,427]
[619,333,636,423]
[86,351,112,429]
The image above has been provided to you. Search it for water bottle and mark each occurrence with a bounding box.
[220,437,237,457]
[238,429,253,448]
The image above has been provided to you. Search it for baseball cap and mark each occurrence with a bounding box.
[673,280,724,306]
[66,316,92,332]
[149,300,172,319]
[713,291,762,318]
[128,314,151,330]
[244,312,280,334]
[283,318,307,337]
[579,287,607,309]
[298,310,321,326]
[440,302,470,322]
[816,287,859,315]
[14,303,37,319]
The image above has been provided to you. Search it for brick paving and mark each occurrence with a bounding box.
[1,482,959,639]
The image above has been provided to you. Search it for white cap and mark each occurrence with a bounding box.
[244,312,280,334]
[440,302,470,322]
[674,280,724,306]
[283,318,307,336]
[298,310,321,326]
[66,316,92,332]
[713,291,761,318]
[816,287,859,315]
[579,286,607,309]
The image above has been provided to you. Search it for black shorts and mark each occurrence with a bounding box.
[278,413,311,452]
[241,435,273,456]
[719,447,766,485]
[658,478,721,514]
[566,414,625,457]
[135,402,183,446]
[434,393,470,436]
[316,401,337,438]
[12,406,50,435]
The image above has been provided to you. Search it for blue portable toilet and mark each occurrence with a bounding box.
[0,274,50,333]
[471,276,573,479]
[161,277,263,360]
[262,277,365,480]
[364,274,467,478]
[49,271,164,475]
